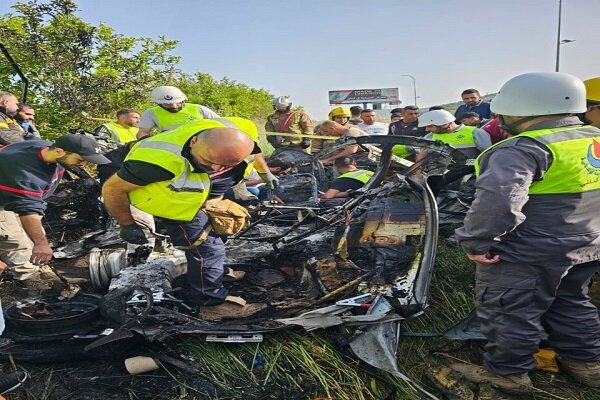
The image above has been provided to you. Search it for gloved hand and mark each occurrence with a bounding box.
[232,182,258,201]
[259,172,279,189]
[120,223,148,245]
[301,138,312,149]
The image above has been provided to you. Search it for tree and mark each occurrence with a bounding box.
[176,73,273,120]
[0,0,181,135]
[0,0,273,136]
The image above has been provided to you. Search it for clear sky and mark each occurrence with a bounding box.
[1,0,599,118]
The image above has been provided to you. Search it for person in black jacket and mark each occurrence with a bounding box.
[388,106,427,137]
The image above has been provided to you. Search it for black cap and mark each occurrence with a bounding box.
[390,107,403,115]
[53,134,111,164]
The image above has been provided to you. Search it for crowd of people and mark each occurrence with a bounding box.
[1,71,600,394]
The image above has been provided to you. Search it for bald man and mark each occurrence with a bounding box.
[317,120,369,165]
[103,120,265,320]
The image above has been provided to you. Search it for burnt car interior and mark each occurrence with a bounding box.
[1,133,479,398]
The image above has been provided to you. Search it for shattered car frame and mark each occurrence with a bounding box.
[1,135,464,398]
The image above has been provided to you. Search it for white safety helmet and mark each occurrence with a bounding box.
[491,72,587,116]
[151,86,188,104]
[272,96,292,111]
[418,110,456,127]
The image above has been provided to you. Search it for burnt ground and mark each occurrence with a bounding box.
[0,228,362,400]
[0,254,255,400]
[6,359,220,400]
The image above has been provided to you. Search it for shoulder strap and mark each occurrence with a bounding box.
[279,112,297,133]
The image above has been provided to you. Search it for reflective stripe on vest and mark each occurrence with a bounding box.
[125,120,228,221]
[431,125,476,149]
[338,169,374,184]
[151,103,203,132]
[475,125,600,194]
[103,122,138,144]
[0,116,24,132]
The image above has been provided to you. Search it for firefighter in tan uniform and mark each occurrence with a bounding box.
[265,96,313,153]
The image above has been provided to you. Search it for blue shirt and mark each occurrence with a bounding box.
[454,101,492,120]
[0,140,65,215]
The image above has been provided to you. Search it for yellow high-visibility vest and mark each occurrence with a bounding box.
[475,125,600,194]
[151,103,203,132]
[102,122,138,144]
[338,169,374,184]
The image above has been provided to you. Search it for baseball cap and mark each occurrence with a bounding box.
[53,134,111,164]
[390,107,403,115]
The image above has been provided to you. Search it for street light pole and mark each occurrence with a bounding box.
[555,0,562,72]
[399,74,417,106]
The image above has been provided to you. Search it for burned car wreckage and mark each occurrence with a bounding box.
[0,134,477,395]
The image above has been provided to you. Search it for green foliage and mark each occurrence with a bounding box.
[0,0,272,137]
[176,73,273,120]
[0,0,179,135]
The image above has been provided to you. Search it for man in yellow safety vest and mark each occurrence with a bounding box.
[94,109,140,144]
[416,109,492,194]
[136,86,219,138]
[452,72,600,392]
[320,157,373,200]
[102,119,267,320]
[0,90,25,145]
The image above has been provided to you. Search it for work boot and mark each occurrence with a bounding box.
[0,370,28,394]
[558,358,600,387]
[222,268,246,282]
[449,363,533,393]
[197,297,266,321]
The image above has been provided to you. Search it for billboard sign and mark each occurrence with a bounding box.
[328,88,399,105]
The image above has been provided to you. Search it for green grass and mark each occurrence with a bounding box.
[181,229,600,400]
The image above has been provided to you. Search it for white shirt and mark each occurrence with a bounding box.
[357,122,389,136]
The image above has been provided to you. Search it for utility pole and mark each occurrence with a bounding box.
[555,0,562,72]
[555,0,575,71]
[399,75,417,106]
